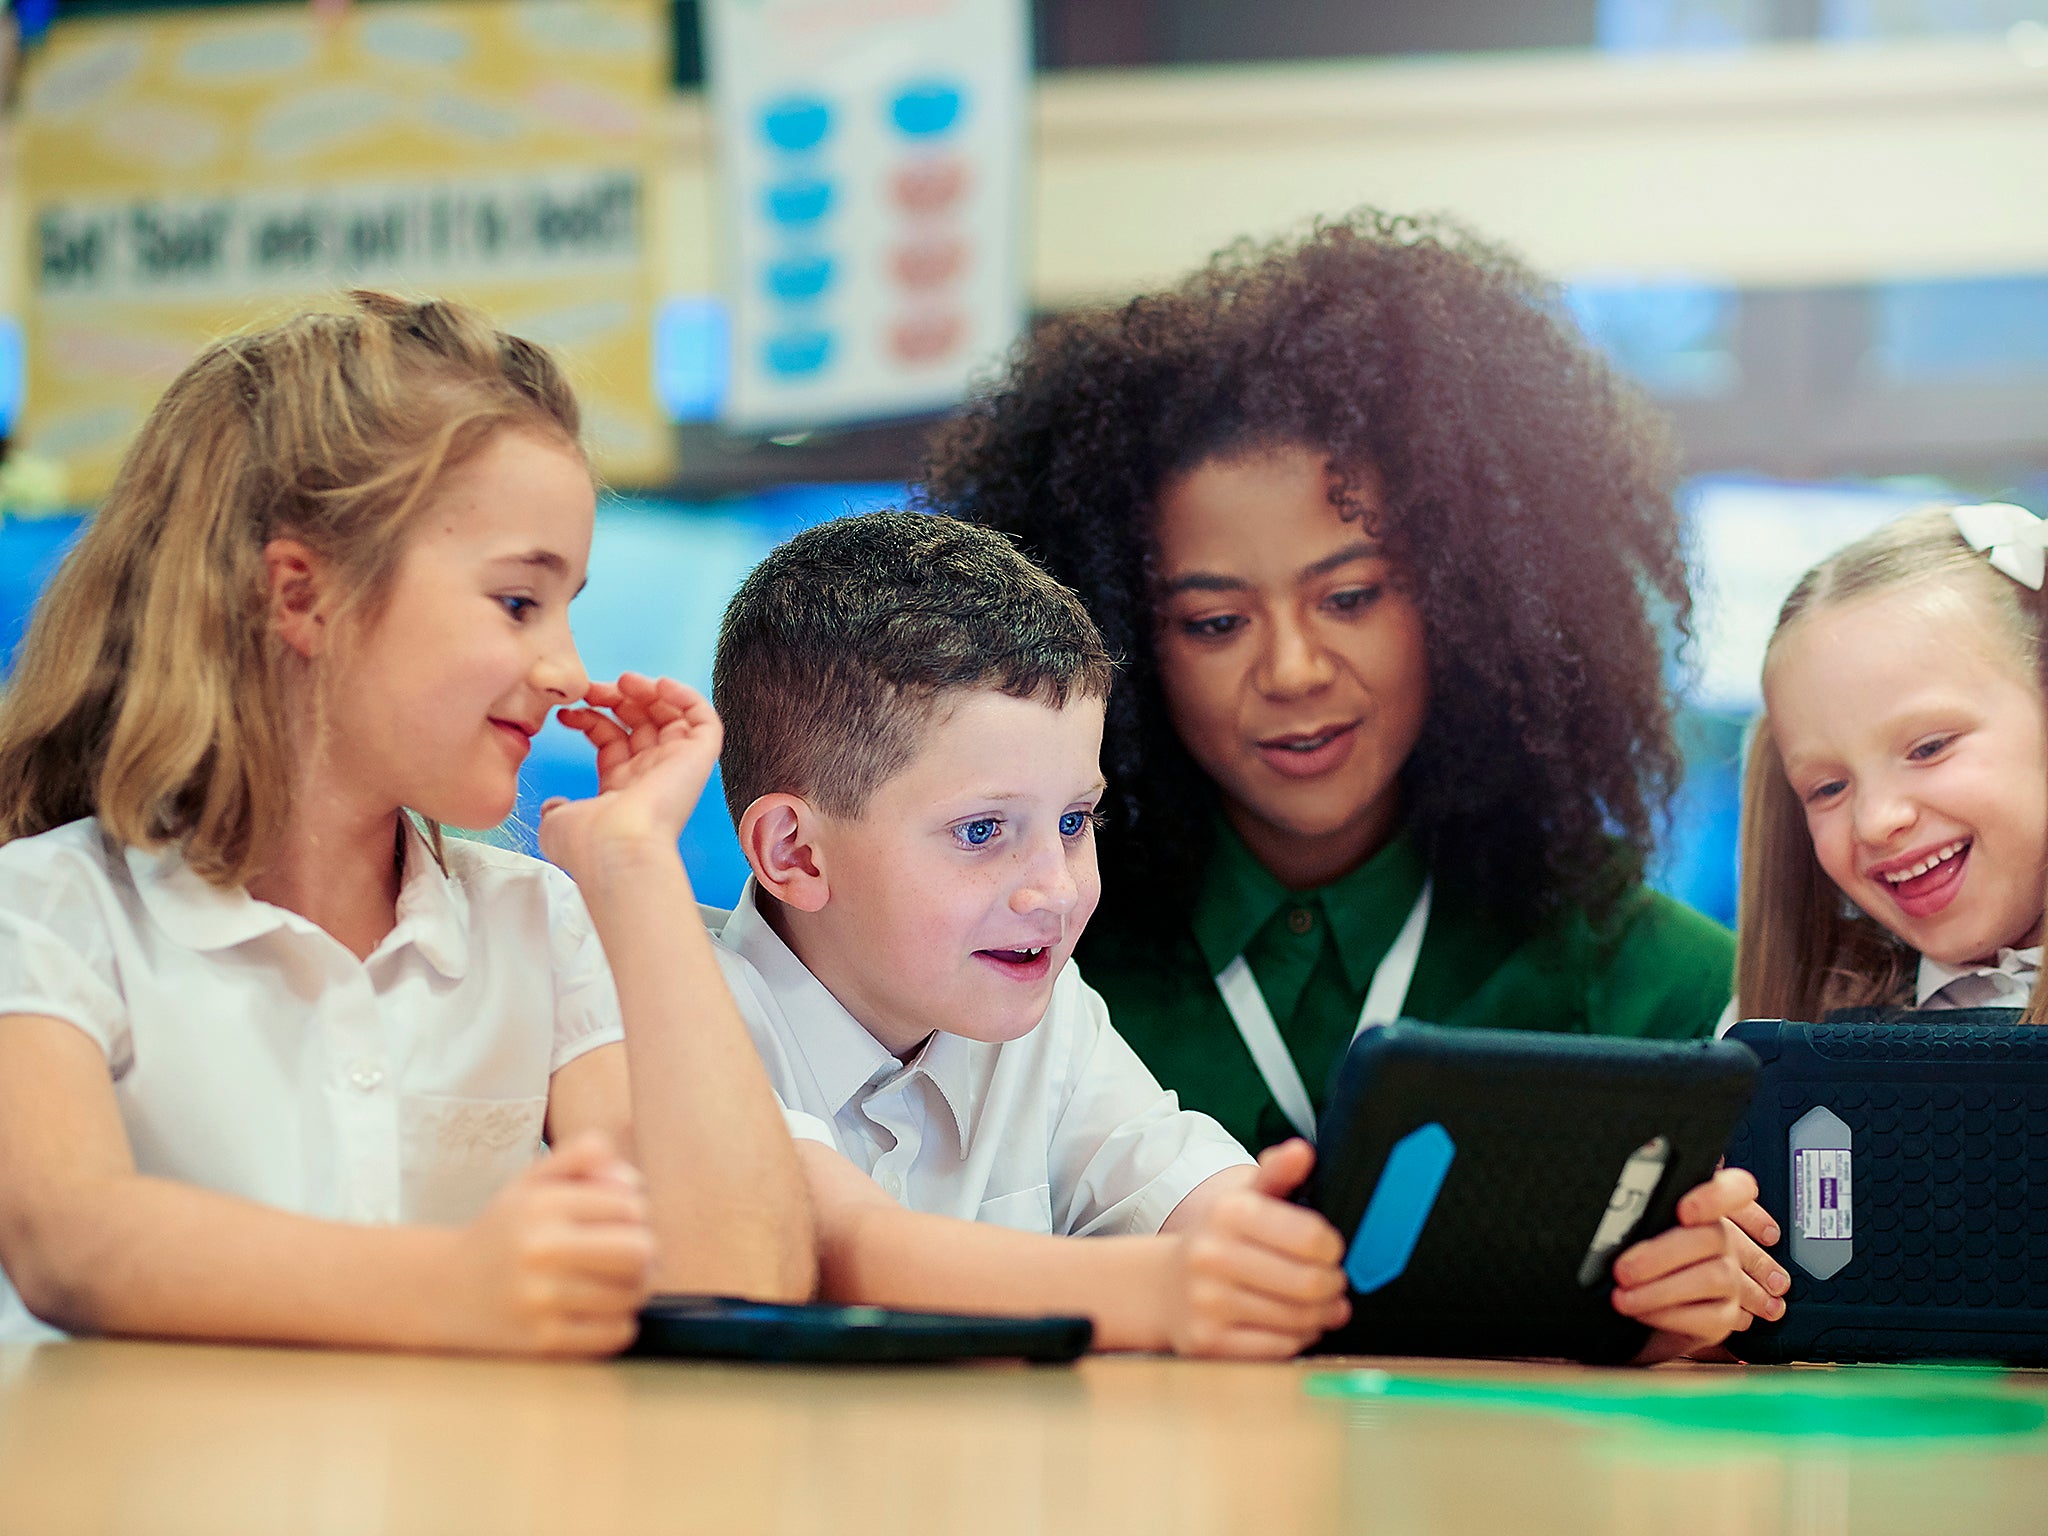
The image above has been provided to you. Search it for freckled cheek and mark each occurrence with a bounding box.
[910,870,1010,956]
[1072,855,1104,929]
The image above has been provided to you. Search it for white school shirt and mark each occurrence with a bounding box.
[709,880,1254,1236]
[1916,946,2041,1009]
[0,817,624,1342]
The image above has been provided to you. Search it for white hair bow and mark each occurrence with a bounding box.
[1953,502,2048,590]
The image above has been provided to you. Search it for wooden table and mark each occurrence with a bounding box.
[4,1342,2047,1536]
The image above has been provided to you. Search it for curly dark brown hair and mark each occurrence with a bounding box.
[917,209,1692,938]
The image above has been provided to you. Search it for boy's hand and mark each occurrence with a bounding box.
[449,1131,656,1358]
[1611,1166,1765,1362]
[1162,1140,1351,1359]
[542,674,721,878]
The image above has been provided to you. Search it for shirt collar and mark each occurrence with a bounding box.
[1915,945,2041,1007]
[124,815,468,977]
[383,819,469,979]
[718,879,992,1149]
[1190,816,1430,991]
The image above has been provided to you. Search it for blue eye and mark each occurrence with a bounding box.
[1059,810,1091,838]
[498,595,537,621]
[957,818,999,847]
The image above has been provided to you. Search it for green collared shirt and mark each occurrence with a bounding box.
[1077,823,1735,1153]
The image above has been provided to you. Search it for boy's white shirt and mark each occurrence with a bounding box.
[710,878,1254,1237]
[0,816,625,1342]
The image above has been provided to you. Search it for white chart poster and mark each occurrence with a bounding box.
[702,0,1028,431]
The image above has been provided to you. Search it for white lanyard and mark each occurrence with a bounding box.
[1212,878,1432,1144]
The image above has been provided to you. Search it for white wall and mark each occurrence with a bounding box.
[658,34,2048,302]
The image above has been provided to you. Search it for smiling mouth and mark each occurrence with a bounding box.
[979,946,1048,965]
[1259,722,1360,753]
[1879,839,1969,885]
[1874,837,1973,920]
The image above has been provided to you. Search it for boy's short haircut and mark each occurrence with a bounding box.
[715,510,1116,822]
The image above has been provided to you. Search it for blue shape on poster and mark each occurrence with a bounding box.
[759,95,832,153]
[764,329,834,378]
[653,295,729,423]
[764,253,835,304]
[1344,1122,1455,1295]
[890,81,965,138]
[764,178,834,227]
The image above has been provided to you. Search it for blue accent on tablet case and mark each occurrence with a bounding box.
[1345,1121,1455,1294]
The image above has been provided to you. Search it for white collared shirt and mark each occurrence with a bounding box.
[711,880,1253,1237]
[1915,946,2041,1009]
[0,817,624,1341]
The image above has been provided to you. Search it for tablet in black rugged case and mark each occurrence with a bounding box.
[1303,1022,1759,1365]
[1723,1017,2048,1367]
[627,1296,1093,1365]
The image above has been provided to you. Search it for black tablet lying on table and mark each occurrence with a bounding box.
[1722,1015,2048,1366]
[628,1296,1093,1365]
[1300,1022,1759,1364]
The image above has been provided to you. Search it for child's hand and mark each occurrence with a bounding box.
[542,674,721,878]
[1162,1140,1351,1359]
[1726,1194,1791,1325]
[1610,1166,1761,1362]
[450,1131,656,1357]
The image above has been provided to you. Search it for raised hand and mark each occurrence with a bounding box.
[1162,1139,1351,1359]
[447,1130,655,1357]
[541,673,722,881]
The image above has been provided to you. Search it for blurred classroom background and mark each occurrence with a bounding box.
[4,0,2046,918]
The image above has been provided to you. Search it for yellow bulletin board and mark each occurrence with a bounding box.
[22,0,673,500]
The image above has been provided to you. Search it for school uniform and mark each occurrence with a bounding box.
[1916,946,2040,1010]
[710,880,1254,1236]
[1078,820,1736,1154]
[0,816,624,1342]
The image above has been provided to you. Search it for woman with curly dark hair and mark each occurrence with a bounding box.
[919,210,1744,1163]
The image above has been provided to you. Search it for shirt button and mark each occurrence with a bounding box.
[1287,907,1315,936]
[348,1062,385,1092]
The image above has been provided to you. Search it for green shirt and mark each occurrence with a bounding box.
[1078,823,1735,1153]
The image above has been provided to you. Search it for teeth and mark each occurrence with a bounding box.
[1883,840,1968,884]
[1277,734,1333,752]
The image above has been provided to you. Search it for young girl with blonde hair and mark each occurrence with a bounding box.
[0,292,812,1350]
[1740,503,2048,1024]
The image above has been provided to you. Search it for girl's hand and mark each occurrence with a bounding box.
[1725,1195,1791,1324]
[541,673,721,880]
[1161,1140,1351,1359]
[448,1131,655,1357]
[1613,1166,1759,1362]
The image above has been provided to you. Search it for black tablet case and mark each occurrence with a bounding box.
[1303,1023,1759,1365]
[1723,1016,2048,1366]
